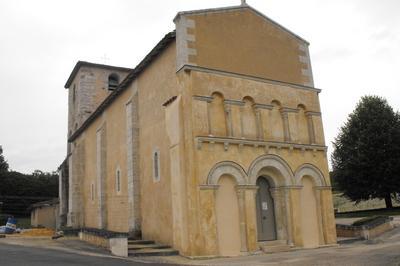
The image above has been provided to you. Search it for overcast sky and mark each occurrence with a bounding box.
[0,0,399,174]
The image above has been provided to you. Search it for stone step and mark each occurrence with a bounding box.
[128,248,179,257]
[128,239,155,245]
[260,244,291,254]
[128,243,171,250]
[259,240,290,254]
[259,240,287,246]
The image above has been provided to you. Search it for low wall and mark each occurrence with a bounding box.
[78,228,128,257]
[336,217,394,240]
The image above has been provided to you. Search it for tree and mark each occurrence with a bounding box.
[331,95,400,208]
[0,170,58,216]
[0,146,9,173]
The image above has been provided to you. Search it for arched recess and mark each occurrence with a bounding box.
[207,161,247,186]
[300,176,320,248]
[207,161,247,256]
[270,100,284,141]
[241,96,257,139]
[248,154,294,186]
[297,104,310,144]
[294,164,327,187]
[210,92,227,137]
[295,163,326,247]
[216,175,242,256]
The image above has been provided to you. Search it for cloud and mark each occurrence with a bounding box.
[0,0,399,173]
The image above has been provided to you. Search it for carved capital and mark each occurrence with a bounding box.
[305,111,322,117]
[224,99,245,106]
[253,103,273,110]
[193,95,213,103]
[280,107,299,114]
[199,184,220,190]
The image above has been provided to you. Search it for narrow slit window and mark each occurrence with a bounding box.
[91,183,95,201]
[116,169,121,193]
[153,150,160,182]
[72,84,76,105]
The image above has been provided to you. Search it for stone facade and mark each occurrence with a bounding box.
[60,4,337,257]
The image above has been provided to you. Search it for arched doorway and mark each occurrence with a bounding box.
[256,177,277,241]
[300,176,320,247]
[216,175,241,256]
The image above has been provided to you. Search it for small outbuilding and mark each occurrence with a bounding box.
[30,198,59,229]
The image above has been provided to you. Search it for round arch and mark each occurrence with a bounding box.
[248,154,294,186]
[294,164,327,186]
[207,161,247,185]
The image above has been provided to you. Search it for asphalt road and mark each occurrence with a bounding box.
[0,243,171,266]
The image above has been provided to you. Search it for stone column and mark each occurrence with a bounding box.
[318,186,337,244]
[236,187,248,252]
[313,187,326,245]
[224,103,233,137]
[206,98,213,136]
[283,187,294,246]
[306,111,324,145]
[255,104,274,141]
[270,188,287,241]
[280,111,291,142]
[306,112,316,144]
[225,100,245,138]
[281,108,300,143]
[254,106,263,140]
[243,186,259,252]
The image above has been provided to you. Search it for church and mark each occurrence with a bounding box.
[59,2,337,257]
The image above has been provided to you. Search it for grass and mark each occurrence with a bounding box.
[333,193,400,212]
[336,208,400,218]
[333,193,400,218]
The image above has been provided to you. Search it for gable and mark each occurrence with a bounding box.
[175,6,314,87]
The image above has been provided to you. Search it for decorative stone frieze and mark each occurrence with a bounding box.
[195,136,327,153]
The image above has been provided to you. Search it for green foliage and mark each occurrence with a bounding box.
[329,171,340,192]
[0,171,58,198]
[0,147,58,216]
[0,146,9,173]
[331,95,400,208]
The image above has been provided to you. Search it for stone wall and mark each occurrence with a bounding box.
[175,6,313,87]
